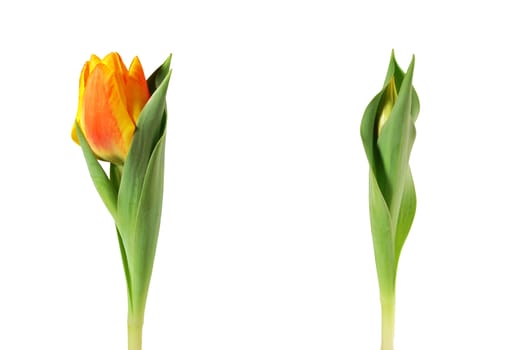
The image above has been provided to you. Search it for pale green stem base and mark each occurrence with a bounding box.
[128,315,144,350]
[380,294,395,350]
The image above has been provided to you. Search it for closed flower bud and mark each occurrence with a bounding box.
[360,51,420,350]
[71,52,150,164]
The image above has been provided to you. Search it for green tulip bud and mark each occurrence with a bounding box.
[360,50,420,350]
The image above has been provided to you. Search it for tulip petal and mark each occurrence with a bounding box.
[87,54,102,78]
[71,123,79,144]
[72,61,91,145]
[103,52,129,80]
[82,63,135,164]
[127,56,150,123]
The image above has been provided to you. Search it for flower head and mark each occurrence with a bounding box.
[71,52,150,164]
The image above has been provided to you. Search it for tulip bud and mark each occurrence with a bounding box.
[360,51,420,350]
[71,52,150,165]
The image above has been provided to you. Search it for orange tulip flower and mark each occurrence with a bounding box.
[72,53,172,350]
[72,52,150,164]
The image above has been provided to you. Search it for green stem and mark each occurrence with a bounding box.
[380,293,396,350]
[128,313,144,350]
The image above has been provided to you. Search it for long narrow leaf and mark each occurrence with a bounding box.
[75,123,117,220]
[116,226,133,309]
[117,56,172,234]
[394,168,416,265]
[129,133,166,310]
[369,171,396,293]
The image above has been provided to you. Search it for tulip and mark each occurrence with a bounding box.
[72,53,172,350]
[360,51,420,350]
[71,52,150,165]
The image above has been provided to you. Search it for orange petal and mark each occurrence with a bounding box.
[127,56,150,123]
[82,63,135,164]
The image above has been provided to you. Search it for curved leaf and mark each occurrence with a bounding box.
[369,171,396,294]
[75,123,117,220]
[129,133,166,311]
[116,225,133,309]
[147,54,172,94]
[394,167,416,265]
[377,57,415,216]
[360,90,385,175]
[117,55,172,234]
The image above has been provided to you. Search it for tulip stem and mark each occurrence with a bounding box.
[380,292,396,350]
[128,313,144,350]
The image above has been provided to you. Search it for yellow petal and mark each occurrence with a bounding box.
[71,122,79,144]
[71,61,90,145]
[87,54,102,77]
[102,52,129,78]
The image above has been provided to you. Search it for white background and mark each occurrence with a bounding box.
[1,0,511,349]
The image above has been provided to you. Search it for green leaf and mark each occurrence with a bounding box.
[360,90,385,175]
[75,123,117,220]
[129,133,166,311]
[110,163,122,196]
[114,55,172,314]
[369,171,396,294]
[360,51,420,297]
[394,167,416,265]
[377,57,416,218]
[116,225,133,309]
[383,50,404,91]
[117,55,172,234]
[147,54,172,94]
